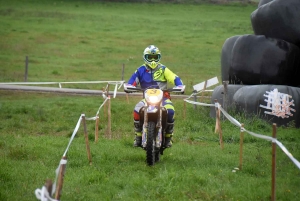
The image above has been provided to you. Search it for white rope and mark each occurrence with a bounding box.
[184,89,213,100]
[53,158,67,194]
[113,84,118,98]
[34,92,114,200]
[218,104,242,128]
[85,116,97,121]
[95,97,109,117]
[63,114,83,157]
[275,140,300,169]
[243,128,274,142]
[184,99,214,107]
[85,95,110,120]
[185,93,300,170]
[35,186,58,201]
[117,81,124,90]
[184,93,199,100]
[35,158,67,201]
[0,80,124,85]
[104,84,109,93]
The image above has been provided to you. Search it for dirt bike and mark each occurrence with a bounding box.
[124,84,185,166]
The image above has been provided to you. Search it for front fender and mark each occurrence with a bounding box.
[147,105,159,113]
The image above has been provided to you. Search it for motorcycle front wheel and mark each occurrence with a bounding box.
[146,121,157,166]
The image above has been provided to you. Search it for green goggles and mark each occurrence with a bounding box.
[145,54,160,62]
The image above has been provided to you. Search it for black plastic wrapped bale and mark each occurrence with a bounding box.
[258,0,273,7]
[228,35,300,87]
[251,0,300,47]
[221,35,241,82]
[233,85,300,128]
[210,84,245,118]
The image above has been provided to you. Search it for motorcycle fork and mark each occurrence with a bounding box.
[141,106,148,148]
[156,107,163,148]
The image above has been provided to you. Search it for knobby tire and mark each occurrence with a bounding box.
[146,121,156,166]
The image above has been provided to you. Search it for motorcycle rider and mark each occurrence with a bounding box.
[124,45,185,148]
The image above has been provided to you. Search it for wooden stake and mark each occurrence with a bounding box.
[239,123,244,170]
[218,110,224,150]
[126,93,129,104]
[107,95,112,139]
[45,179,53,198]
[183,100,186,119]
[200,80,207,102]
[103,87,107,118]
[214,100,223,149]
[106,85,112,139]
[223,81,229,113]
[271,123,277,201]
[55,156,67,200]
[82,115,92,165]
[121,63,125,81]
[121,64,129,104]
[193,93,197,110]
[106,84,110,99]
[24,56,28,82]
[95,115,99,143]
[214,99,219,134]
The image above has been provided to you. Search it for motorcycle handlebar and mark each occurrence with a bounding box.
[124,84,185,94]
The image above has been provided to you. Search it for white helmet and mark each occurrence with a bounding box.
[143,45,161,69]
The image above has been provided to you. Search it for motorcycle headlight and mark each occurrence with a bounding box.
[145,89,163,105]
[147,96,160,104]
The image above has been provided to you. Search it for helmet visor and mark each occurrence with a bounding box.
[146,54,160,62]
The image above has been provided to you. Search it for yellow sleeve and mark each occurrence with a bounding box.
[164,67,178,85]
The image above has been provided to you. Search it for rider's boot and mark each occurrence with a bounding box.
[165,122,174,148]
[133,120,142,147]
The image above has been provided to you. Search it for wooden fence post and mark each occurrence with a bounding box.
[95,115,99,143]
[24,56,28,82]
[214,99,223,149]
[121,63,125,81]
[126,93,129,104]
[214,99,220,134]
[122,64,129,104]
[45,179,53,198]
[82,115,92,165]
[183,101,186,119]
[239,123,245,170]
[55,156,67,200]
[271,123,277,201]
[103,87,108,118]
[193,93,197,110]
[214,99,218,134]
[223,81,229,111]
[107,95,112,139]
[200,80,207,103]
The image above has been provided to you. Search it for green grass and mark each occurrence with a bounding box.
[0,90,299,201]
[1,0,300,200]
[0,0,255,93]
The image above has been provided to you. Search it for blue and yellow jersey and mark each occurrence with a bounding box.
[127,64,183,89]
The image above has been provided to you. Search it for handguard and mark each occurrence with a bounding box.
[172,85,185,94]
[124,83,137,93]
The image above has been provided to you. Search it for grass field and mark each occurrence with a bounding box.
[0,0,256,93]
[1,0,300,201]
